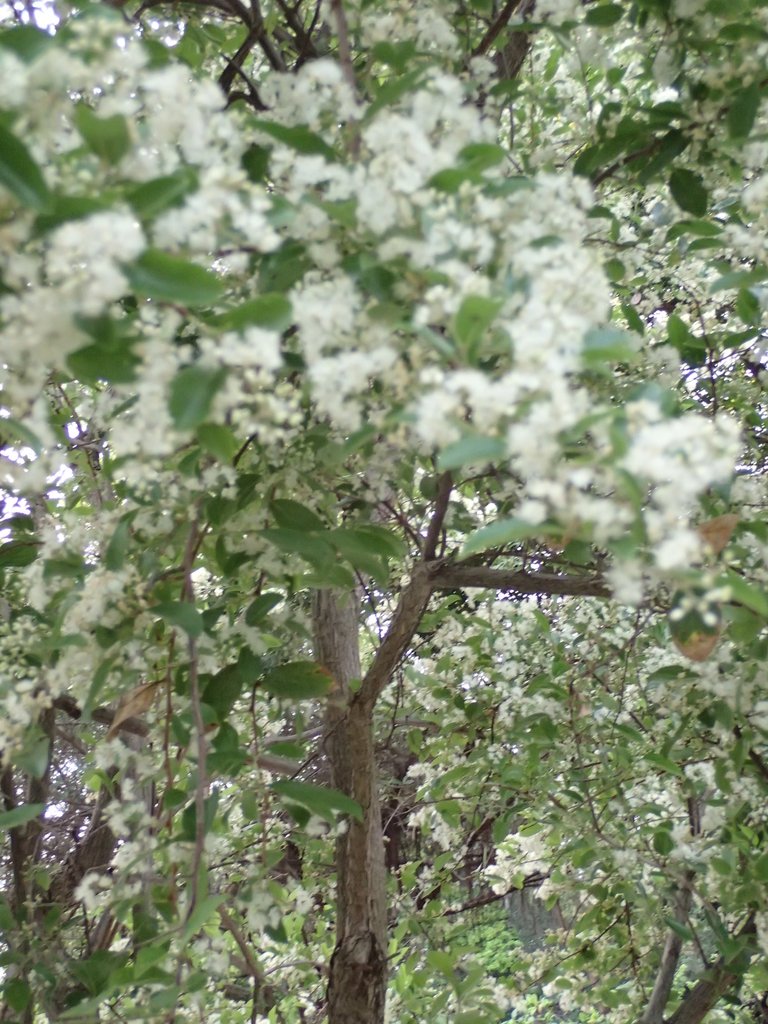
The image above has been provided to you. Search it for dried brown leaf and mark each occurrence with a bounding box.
[673,630,720,662]
[106,680,160,740]
[697,513,739,556]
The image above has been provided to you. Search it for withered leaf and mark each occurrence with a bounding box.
[673,630,720,663]
[697,514,738,556]
[107,680,161,740]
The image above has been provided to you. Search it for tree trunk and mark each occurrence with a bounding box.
[313,590,388,1024]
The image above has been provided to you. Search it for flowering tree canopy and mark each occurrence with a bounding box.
[1,0,767,1022]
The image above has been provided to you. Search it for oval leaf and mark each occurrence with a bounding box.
[272,780,362,822]
[438,435,506,471]
[668,168,708,217]
[210,294,292,333]
[152,601,205,637]
[125,249,224,306]
[0,124,51,212]
[462,518,557,557]
[169,366,227,430]
[0,803,44,830]
[260,662,333,699]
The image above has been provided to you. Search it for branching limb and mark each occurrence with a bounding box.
[430,562,610,598]
[422,471,452,561]
[472,0,526,57]
[666,913,757,1024]
[356,564,434,712]
[640,872,694,1024]
[328,0,356,93]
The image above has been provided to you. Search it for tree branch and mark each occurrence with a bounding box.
[328,0,356,94]
[356,564,434,712]
[422,471,452,561]
[355,558,608,713]
[430,562,610,598]
[641,872,694,1024]
[666,914,757,1024]
[472,0,526,57]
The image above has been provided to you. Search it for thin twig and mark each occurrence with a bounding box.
[422,471,452,561]
[328,0,356,94]
[472,0,524,57]
[181,517,209,927]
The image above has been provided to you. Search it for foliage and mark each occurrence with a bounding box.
[0,0,767,1022]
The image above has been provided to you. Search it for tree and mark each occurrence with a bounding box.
[0,0,767,1022]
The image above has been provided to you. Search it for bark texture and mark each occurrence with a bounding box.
[666,914,756,1024]
[313,590,388,1024]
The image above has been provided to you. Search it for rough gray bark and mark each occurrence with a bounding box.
[640,872,693,1024]
[313,589,388,1024]
[311,558,608,1024]
[666,914,756,1024]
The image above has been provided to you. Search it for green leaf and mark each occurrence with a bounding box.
[127,168,198,220]
[180,894,224,943]
[270,499,325,532]
[15,734,50,779]
[430,145,509,193]
[667,314,694,349]
[646,752,684,778]
[2,978,31,1013]
[457,142,507,171]
[0,417,42,454]
[124,249,224,306]
[371,39,417,71]
[272,780,363,822]
[719,571,768,617]
[727,83,761,140]
[67,331,140,384]
[197,423,239,463]
[367,69,426,119]
[666,219,722,240]
[244,592,282,625]
[452,295,503,355]
[180,792,219,842]
[668,169,708,217]
[462,518,556,557]
[754,852,768,881]
[0,24,53,62]
[262,528,335,566]
[169,366,227,430]
[252,119,335,160]
[437,436,506,471]
[0,123,52,212]
[638,129,688,183]
[663,917,694,940]
[329,529,389,581]
[0,803,44,830]
[582,326,638,365]
[33,194,112,236]
[260,662,333,700]
[241,143,270,183]
[104,518,131,571]
[735,287,761,324]
[340,524,404,560]
[209,294,292,333]
[152,601,205,637]
[202,665,244,720]
[710,266,768,293]
[73,104,131,165]
[653,828,674,856]
[69,950,127,996]
[0,540,39,567]
[427,949,457,977]
[585,3,623,26]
